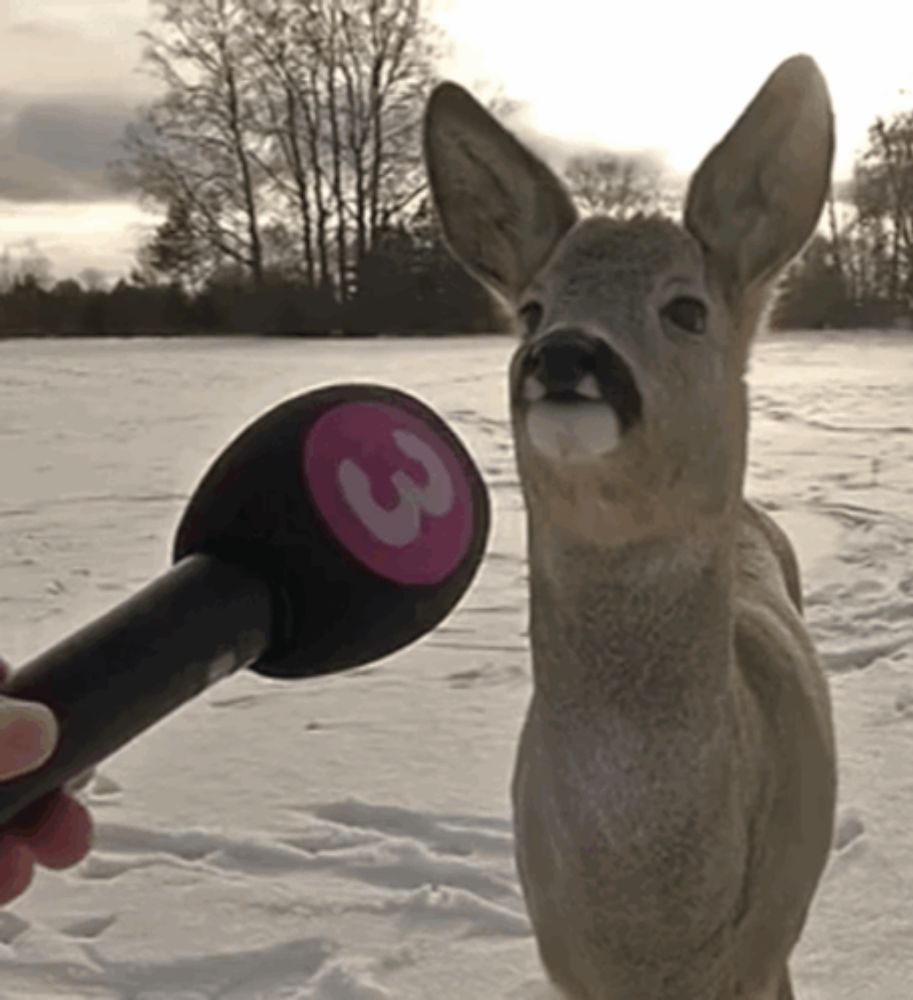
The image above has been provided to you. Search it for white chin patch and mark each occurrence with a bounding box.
[526,400,622,461]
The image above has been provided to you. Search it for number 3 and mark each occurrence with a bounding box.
[337,430,455,547]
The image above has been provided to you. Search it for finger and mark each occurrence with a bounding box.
[8,792,94,870]
[0,696,59,780]
[0,835,34,906]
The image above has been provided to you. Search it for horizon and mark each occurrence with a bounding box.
[2,0,912,283]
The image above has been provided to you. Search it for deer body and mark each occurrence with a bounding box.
[425,56,837,999]
[513,503,834,998]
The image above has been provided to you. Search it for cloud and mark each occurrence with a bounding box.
[0,2,155,200]
[0,97,136,201]
[0,1,151,100]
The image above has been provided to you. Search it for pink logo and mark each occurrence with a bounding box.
[303,402,474,585]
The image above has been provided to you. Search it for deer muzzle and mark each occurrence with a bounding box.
[513,328,643,462]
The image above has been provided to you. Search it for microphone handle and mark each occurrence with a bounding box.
[0,554,273,826]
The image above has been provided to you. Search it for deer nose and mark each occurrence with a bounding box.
[528,329,598,393]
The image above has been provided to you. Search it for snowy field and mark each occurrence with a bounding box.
[0,331,910,999]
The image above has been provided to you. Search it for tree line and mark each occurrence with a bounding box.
[2,0,912,336]
[775,109,913,329]
[0,224,500,337]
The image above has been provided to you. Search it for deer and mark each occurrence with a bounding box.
[423,55,837,1000]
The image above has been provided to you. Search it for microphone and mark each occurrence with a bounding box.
[0,383,490,826]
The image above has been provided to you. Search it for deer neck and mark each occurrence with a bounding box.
[526,518,737,723]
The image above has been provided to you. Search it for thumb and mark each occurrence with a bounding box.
[0,696,59,781]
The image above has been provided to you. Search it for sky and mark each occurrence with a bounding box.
[1,0,913,281]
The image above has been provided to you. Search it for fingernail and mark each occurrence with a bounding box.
[0,701,59,779]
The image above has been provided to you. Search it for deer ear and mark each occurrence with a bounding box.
[685,55,834,295]
[424,82,577,303]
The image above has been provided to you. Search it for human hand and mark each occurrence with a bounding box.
[0,658,93,904]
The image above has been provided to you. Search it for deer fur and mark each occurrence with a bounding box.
[424,56,837,1000]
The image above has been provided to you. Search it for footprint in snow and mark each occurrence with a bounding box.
[310,799,514,859]
[834,811,866,852]
[61,914,117,939]
[89,774,122,797]
[208,694,260,709]
[446,663,527,689]
[894,686,913,717]
[0,912,30,945]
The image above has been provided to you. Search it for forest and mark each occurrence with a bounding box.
[1,0,912,337]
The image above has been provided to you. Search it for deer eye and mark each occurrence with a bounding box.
[518,301,544,336]
[661,296,707,335]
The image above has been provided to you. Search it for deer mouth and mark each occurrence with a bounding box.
[515,334,643,461]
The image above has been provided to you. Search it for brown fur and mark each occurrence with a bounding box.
[425,56,837,999]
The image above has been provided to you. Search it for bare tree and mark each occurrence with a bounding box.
[238,0,322,286]
[123,0,269,285]
[848,110,913,306]
[563,151,665,219]
[124,0,440,300]
[775,104,913,326]
[240,0,437,301]
[0,241,54,292]
[136,197,216,288]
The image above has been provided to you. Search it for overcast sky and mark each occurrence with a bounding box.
[2,0,913,280]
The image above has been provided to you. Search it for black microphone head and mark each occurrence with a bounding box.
[173,384,490,678]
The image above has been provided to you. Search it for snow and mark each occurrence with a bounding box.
[0,330,911,999]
